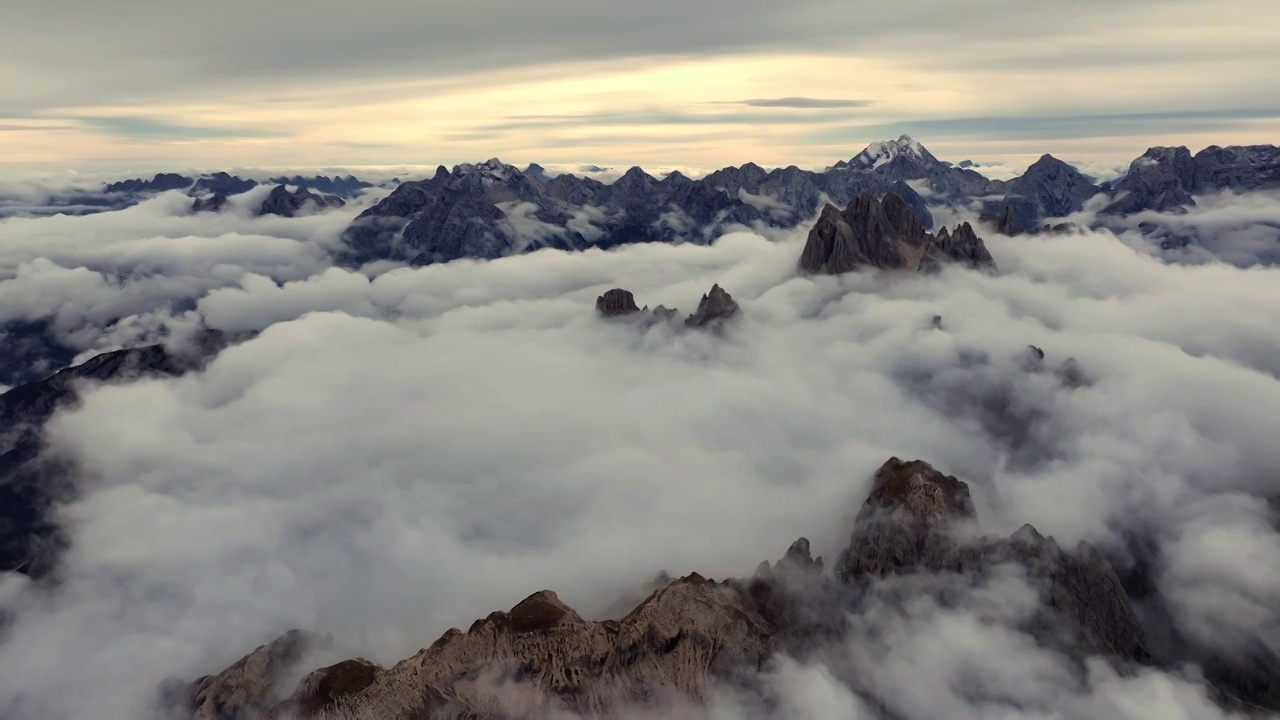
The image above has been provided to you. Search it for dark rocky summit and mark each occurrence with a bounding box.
[1103,143,1280,217]
[104,172,194,195]
[191,172,259,198]
[190,193,229,214]
[256,185,346,217]
[684,284,739,329]
[594,285,739,330]
[87,172,374,216]
[167,456,1267,719]
[982,154,1100,235]
[594,289,641,317]
[798,191,996,275]
[267,174,372,199]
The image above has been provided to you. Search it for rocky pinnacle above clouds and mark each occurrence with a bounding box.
[798,191,996,274]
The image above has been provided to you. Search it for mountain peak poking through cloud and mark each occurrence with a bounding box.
[835,135,941,171]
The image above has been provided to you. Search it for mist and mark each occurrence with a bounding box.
[0,195,1278,718]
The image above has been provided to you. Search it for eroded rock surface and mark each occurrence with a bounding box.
[798,191,996,275]
[175,455,1207,719]
[684,284,739,329]
[595,288,641,317]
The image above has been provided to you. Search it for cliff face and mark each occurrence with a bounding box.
[172,457,1162,720]
[798,192,996,275]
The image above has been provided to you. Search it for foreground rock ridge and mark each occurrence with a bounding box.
[168,457,1275,720]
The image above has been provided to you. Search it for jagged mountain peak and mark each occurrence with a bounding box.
[452,157,520,180]
[844,134,939,171]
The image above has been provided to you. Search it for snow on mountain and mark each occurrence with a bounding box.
[838,134,940,171]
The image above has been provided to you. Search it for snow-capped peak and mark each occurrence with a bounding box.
[843,134,937,170]
[454,158,517,180]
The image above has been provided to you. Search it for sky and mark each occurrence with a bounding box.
[0,191,1279,717]
[2,0,1279,175]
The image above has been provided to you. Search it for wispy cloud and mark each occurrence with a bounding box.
[74,116,291,141]
[725,97,875,109]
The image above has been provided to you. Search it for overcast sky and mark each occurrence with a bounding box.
[2,0,1279,174]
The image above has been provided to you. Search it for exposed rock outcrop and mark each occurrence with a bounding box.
[257,185,345,217]
[104,172,193,195]
[190,193,228,213]
[982,155,1099,233]
[838,458,1148,663]
[595,288,641,317]
[594,285,739,330]
[684,284,739,329]
[177,456,1184,719]
[172,629,326,720]
[799,192,996,275]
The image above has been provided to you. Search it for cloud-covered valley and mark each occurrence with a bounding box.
[0,189,1278,717]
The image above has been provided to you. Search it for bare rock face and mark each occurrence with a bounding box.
[799,192,996,275]
[837,458,978,581]
[257,581,773,719]
[595,288,641,317]
[178,457,1172,719]
[191,193,229,214]
[257,185,346,217]
[837,458,1148,664]
[176,629,324,720]
[684,284,739,329]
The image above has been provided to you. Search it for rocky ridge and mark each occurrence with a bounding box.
[594,284,740,329]
[169,457,1190,719]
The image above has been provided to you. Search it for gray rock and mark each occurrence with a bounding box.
[257,185,345,218]
[595,288,641,317]
[800,192,995,275]
[1193,144,1280,192]
[992,154,1099,222]
[104,173,193,194]
[836,458,1149,663]
[684,284,740,329]
[925,222,996,271]
[190,193,228,214]
[267,175,372,199]
[185,456,1280,718]
[184,629,325,720]
[336,138,997,269]
[1103,146,1198,215]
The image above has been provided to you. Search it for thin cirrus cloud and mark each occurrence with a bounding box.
[728,97,877,109]
[73,116,292,141]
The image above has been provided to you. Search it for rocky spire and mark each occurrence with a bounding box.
[800,192,996,275]
[684,284,740,328]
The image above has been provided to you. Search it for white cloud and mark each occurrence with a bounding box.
[0,202,1277,718]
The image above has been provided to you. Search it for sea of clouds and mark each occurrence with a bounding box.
[0,187,1277,718]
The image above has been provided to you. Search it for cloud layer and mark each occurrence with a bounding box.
[0,195,1278,717]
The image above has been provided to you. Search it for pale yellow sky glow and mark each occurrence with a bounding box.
[2,0,1278,176]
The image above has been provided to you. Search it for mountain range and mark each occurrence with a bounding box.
[5,136,1278,258]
